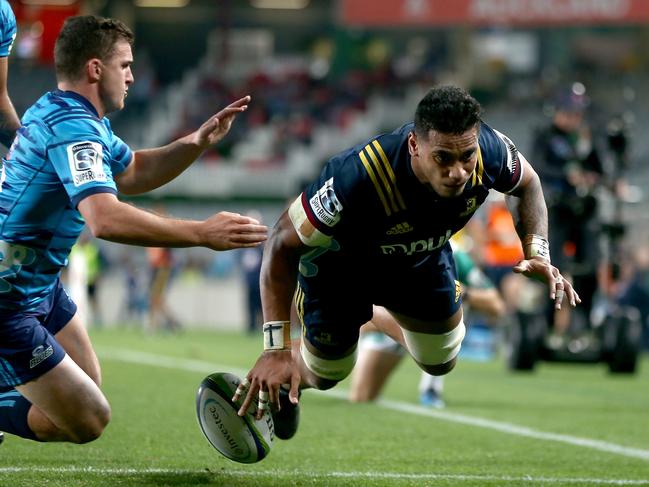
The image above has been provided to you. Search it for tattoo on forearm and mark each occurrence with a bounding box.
[506,183,548,240]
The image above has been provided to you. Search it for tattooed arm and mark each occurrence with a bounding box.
[505,153,580,309]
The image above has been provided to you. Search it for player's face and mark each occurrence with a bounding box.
[98,40,134,114]
[408,126,479,198]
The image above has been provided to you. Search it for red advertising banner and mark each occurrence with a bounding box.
[339,0,649,27]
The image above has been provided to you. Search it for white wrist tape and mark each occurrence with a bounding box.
[263,321,291,351]
[402,321,466,365]
[523,234,551,261]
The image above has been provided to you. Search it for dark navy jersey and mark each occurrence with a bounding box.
[294,121,522,277]
[0,90,132,311]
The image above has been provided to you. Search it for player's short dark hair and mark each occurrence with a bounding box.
[54,15,134,82]
[414,85,483,136]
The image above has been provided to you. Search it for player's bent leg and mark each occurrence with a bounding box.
[349,348,402,402]
[54,312,102,385]
[349,332,405,402]
[394,308,466,376]
[298,338,357,390]
[17,354,110,443]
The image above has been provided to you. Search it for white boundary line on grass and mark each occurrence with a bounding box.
[0,466,648,485]
[99,347,649,463]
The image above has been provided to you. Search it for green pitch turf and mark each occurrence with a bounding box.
[1,327,648,486]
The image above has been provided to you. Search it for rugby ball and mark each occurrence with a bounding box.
[196,372,274,464]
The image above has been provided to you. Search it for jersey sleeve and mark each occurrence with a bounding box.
[103,118,133,175]
[479,123,524,194]
[289,151,364,247]
[47,119,127,207]
[0,5,16,57]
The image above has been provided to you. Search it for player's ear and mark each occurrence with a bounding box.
[408,131,419,157]
[87,58,102,82]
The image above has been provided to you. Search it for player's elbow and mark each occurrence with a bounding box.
[84,217,111,241]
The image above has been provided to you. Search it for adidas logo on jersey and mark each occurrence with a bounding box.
[386,222,414,235]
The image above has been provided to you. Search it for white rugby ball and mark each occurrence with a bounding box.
[196,372,274,464]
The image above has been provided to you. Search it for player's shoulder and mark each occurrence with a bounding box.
[33,90,107,138]
[331,122,410,176]
[478,121,511,159]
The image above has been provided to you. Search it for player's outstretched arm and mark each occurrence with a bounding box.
[115,96,250,195]
[235,211,305,418]
[78,192,267,250]
[0,57,20,148]
[505,154,581,310]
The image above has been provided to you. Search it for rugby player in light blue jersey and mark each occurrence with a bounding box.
[0,15,267,445]
[234,85,580,442]
[0,0,20,150]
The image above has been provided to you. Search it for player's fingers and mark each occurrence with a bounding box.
[564,281,581,306]
[268,384,280,413]
[232,377,250,403]
[215,105,248,122]
[289,377,300,405]
[238,381,259,417]
[255,389,270,420]
[226,95,251,108]
[238,223,268,234]
[554,286,564,310]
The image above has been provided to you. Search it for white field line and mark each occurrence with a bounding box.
[0,466,647,485]
[99,347,649,463]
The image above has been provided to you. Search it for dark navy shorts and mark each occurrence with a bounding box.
[294,244,461,357]
[0,280,76,392]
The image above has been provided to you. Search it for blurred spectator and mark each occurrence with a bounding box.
[66,231,106,328]
[118,252,148,327]
[239,210,265,334]
[147,246,182,333]
[76,231,107,327]
[532,86,604,335]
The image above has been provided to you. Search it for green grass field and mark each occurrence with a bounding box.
[1,327,648,486]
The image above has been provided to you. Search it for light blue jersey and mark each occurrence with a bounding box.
[0,90,132,311]
[0,0,16,57]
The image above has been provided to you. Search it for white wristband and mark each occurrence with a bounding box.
[263,321,291,351]
[524,234,551,261]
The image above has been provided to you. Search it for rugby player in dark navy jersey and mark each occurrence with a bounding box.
[234,85,580,440]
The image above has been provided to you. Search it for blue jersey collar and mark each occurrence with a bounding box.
[52,89,100,118]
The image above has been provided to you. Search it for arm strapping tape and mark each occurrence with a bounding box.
[288,195,332,247]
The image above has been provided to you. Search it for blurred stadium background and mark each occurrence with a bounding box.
[10,0,649,335]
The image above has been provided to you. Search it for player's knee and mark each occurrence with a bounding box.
[402,320,466,375]
[300,341,356,389]
[418,356,458,376]
[68,398,111,444]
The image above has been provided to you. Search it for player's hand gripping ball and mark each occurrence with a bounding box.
[196,372,274,463]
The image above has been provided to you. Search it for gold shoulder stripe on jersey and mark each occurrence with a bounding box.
[364,144,401,214]
[371,140,406,211]
[359,150,393,216]
[477,147,484,185]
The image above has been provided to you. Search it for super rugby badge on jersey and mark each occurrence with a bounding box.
[66,141,106,186]
[196,372,274,464]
